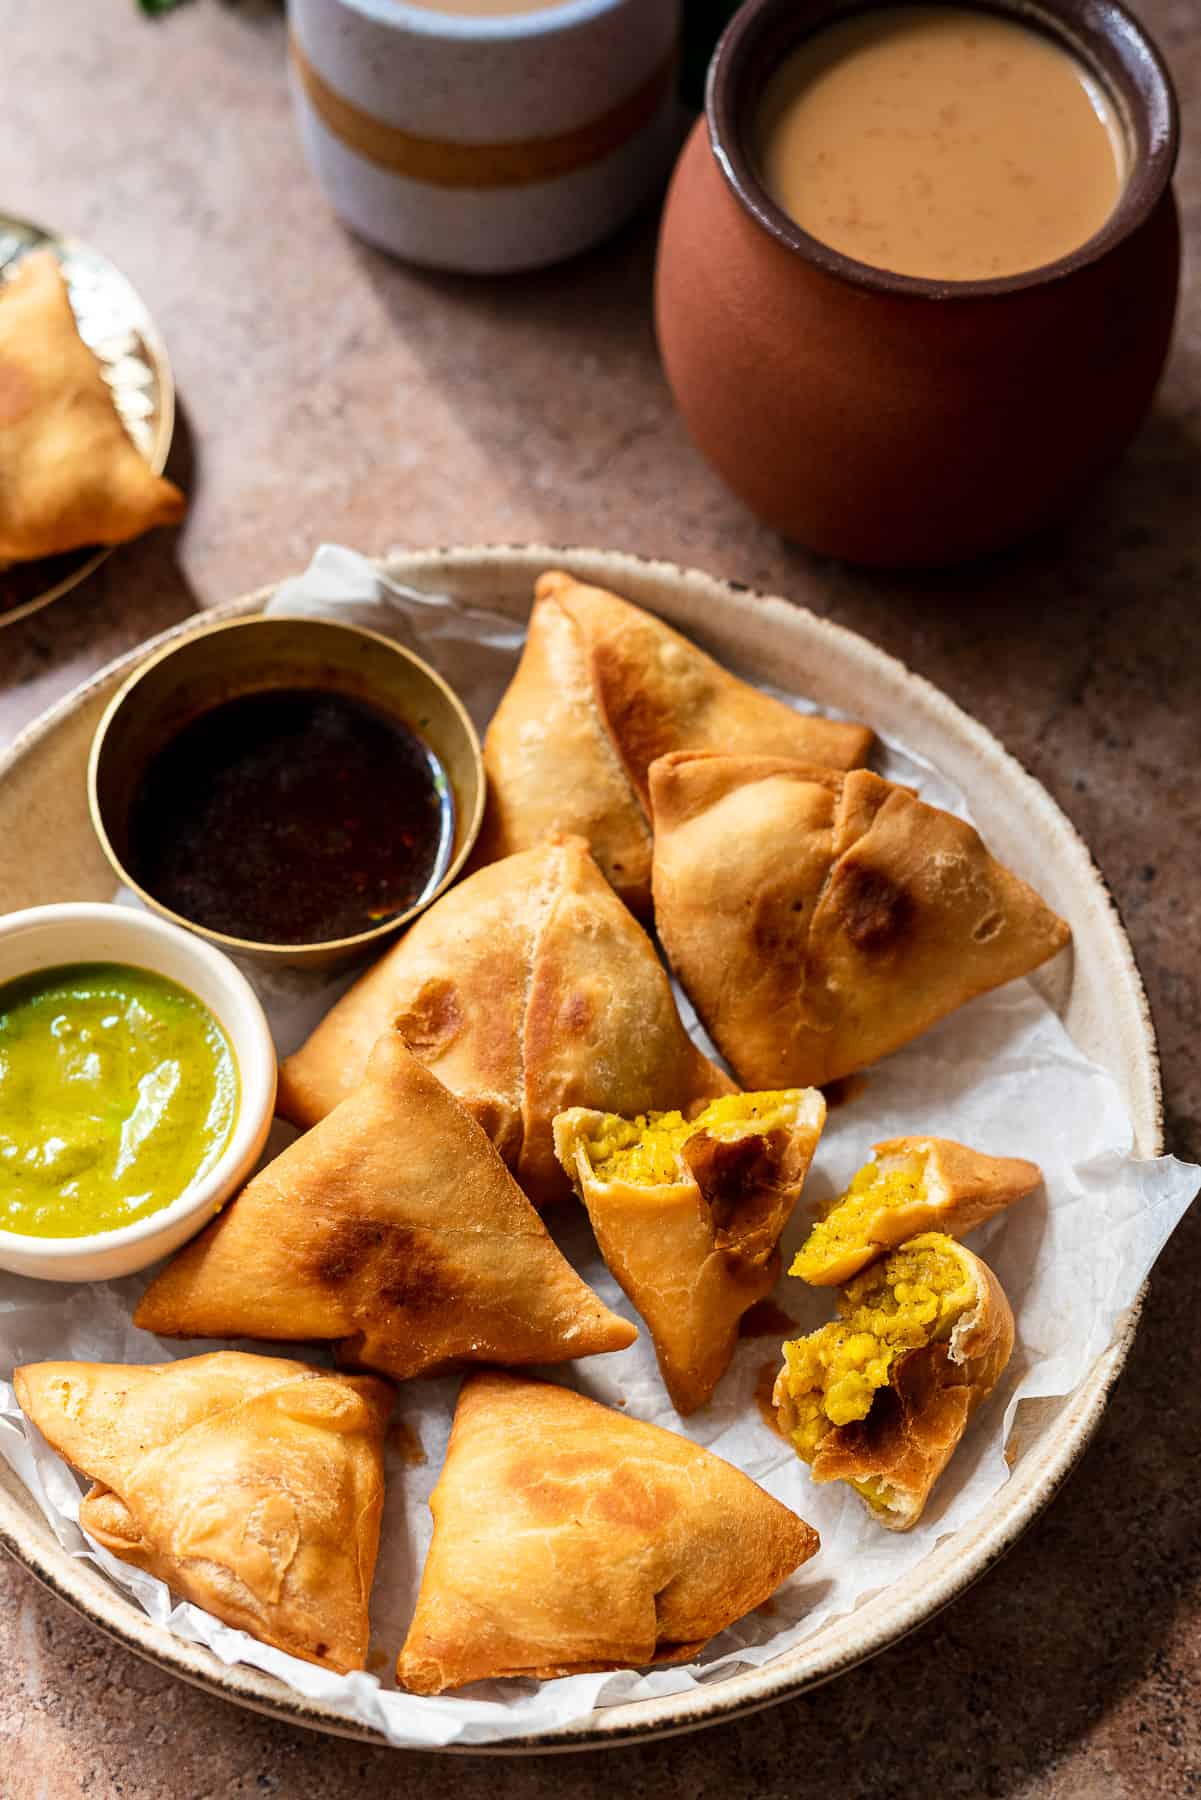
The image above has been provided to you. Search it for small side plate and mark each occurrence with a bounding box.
[0,212,176,629]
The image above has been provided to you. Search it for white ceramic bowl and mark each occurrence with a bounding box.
[287,0,682,272]
[0,903,276,1282]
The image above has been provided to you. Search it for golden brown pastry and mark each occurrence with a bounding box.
[14,1351,389,1673]
[0,250,184,562]
[136,1031,636,1377]
[774,1233,1014,1529]
[475,571,873,915]
[792,1136,1042,1286]
[650,752,1071,1089]
[396,1370,820,1692]
[553,1089,826,1413]
[276,836,734,1205]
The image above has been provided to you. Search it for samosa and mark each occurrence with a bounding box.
[475,571,873,915]
[774,1234,1014,1530]
[0,251,185,563]
[136,1032,636,1378]
[650,753,1071,1089]
[15,1352,390,1672]
[792,1136,1042,1287]
[396,1370,820,1693]
[276,835,734,1206]
[554,1088,826,1413]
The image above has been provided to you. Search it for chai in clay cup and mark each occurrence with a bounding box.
[288,0,682,273]
[655,0,1180,568]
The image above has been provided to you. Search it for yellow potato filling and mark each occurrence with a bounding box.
[582,1092,800,1187]
[778,1235,974,1463]
[790,1154,927,1283]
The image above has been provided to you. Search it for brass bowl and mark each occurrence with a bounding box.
[87,613,485,968]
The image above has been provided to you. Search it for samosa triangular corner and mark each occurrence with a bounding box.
[15,1351,390,1673]
[396,1369,820,1694]
[136,1031,636,1379]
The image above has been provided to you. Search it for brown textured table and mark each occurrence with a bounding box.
[2,1,1199,1794]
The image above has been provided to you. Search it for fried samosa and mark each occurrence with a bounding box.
[136,1031,636,1377]
[650,753,1072,1090]
[0,251,184,563]
[774,1233,1014,1530]
[396,1370,820,1692]
[793,1136,1042,1286]
[15,1351,389,1672]
[553,1089,826,1413]
[277,836,735,1206]
[475,571,873,915]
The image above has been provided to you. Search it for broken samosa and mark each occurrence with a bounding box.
[793,1136,1042,1286]
[554,1089,826,1413]
[276,835,734,1206]
[650,752,1071,1089]
[136,1031,636,1378]
[774,1233,1014,1530]
[15,1351,390,1673]
[396,1369,820,1693]
[475,571,872,914]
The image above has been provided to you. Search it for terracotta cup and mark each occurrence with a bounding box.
[288,0,681,274]
[655,0,1180,567]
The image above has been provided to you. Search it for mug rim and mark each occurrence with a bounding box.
[326,0,626,43]
[707,0,1180,300]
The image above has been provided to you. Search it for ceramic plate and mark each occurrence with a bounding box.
[0,213,176,628]
[0,546,1159,1749]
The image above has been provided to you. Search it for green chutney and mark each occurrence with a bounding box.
[0,962,238,1239]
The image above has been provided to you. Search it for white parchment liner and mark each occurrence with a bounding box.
[1,545,1197,1749]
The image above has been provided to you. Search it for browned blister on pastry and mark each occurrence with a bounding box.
[650,752,1071,1090]
[792,1136,1043,1286]
[396,1370,820,1693]
[476,572,872,915]
[774,1233,1014,1530]
[0,251,184,562]
[553,1089,826,1413]
[14,1351,390,1673]
[135,1031,636,1378]
[277,836,734,1205]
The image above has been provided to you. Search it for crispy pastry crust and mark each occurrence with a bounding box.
[277,836,733,1205]
[396,1370,820,1693]
[14,1352,390,1672]
[774,1238,1015,1531]
[475,572,872,915]
[650,752,1071,1089]
[135,1031,636,1377]
[0,252,184,562]
[800,1136,1043,1286]
[553,1090,826,1413]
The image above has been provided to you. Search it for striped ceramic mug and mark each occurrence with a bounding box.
[288,0,682,273]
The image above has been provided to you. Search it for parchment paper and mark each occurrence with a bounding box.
[1,545,1196,1749]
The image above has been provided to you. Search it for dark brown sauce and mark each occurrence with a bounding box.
[128,688,453,945]
[739,1299,797,1338]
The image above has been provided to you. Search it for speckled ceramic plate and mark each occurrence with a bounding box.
[0,547,1160,1750]
[0,213,176,628]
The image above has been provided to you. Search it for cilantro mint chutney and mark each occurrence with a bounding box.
[0,963,238,1240]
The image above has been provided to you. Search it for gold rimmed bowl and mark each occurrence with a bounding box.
[87,613,485,968]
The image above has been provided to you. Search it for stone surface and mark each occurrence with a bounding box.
[1,0,1199,1794]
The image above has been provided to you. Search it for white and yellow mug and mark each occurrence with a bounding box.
[288,0,682,272]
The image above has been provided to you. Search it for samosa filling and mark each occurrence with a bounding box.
[582,1092,800,1187]
[790,1154,926,1282]
[777,1237,973,1462]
